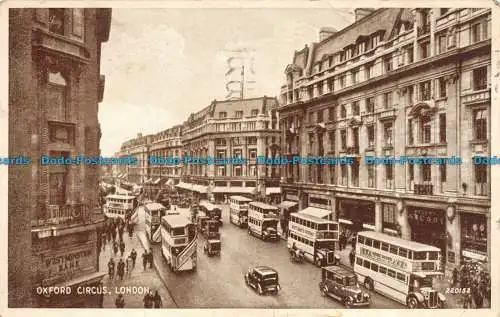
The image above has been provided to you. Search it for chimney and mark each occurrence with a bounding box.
[354,8,375,22]
[319,27,337,41]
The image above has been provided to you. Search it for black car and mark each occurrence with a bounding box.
[244,266,281,295]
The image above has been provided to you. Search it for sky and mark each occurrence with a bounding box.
[99,8,355,155]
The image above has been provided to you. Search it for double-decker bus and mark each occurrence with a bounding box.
[160,214,197,272]
[287,210,339,267]
[199,200,222,225]
[354,231,446,309]
[144,202,167,243]
[104,194,137,219]
[247,202,279,241]
[229,195,252,228]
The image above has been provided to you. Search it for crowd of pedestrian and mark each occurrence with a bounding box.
[451,261,491,308]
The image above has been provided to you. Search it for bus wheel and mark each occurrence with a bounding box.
[247,228,251,235]
[364,278,374,291]
[407,296,419,309]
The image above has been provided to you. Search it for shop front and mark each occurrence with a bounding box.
[460,212,488,264]
[278,190,300,238]
[336,199,375,234]
[407,207,447,259]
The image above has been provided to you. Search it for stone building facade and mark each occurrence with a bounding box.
[148,125,183,185]
[9,8,112,307]
[279,8,491,273]
[118,133,151,184]
[179,97,281,202]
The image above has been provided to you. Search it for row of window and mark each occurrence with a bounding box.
[355,257,408,284]
[215,136,259,146]
[300,155,488,194]
[285,13,489,105]
[357,235,439,260]
[161,221,188,237]
[289,215,337,231]
[302,67,487,129]
[289,232,314,247]
[218,109,259,119]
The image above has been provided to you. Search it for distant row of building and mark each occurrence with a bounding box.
[115,96,282,202]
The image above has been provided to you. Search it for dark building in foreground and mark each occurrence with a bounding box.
[9,8,111,307]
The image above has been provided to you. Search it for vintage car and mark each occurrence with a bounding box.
[319,266,370,308]
[203,239,221,256]
[244,266,281,295]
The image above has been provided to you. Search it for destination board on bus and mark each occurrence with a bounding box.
[359,247,408,271]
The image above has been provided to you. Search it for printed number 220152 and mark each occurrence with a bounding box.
[445,288,471,294]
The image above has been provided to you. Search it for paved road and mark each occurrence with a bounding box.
[136,204,405,309]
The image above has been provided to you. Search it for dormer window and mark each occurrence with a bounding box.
[371,34,380,48]
[219,112,227,119]
[251,109,258,116]
[235,111,243,118]
[339,52,346,62]
[357,41,366,54]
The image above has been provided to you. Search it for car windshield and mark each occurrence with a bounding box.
[344,276,357,286]
[316,240,334,250]
[262,220,277,229]
[411,275,433,289]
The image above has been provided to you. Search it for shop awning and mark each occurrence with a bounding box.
[265,187,281,195]
[299,207,331,219]
[278,201,298,209]
[176,182,192,190]
[212,187,256,194]
[193,184,207,194]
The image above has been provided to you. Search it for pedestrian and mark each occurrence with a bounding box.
[126,255,134,276]
[101,232,107,251]
[97,282,104,308]
[107,258,115,280]
[143,292,153,308]
[119,240,126,257]
[115,294,125,308]
[142,251,148,271]
[452,267,459,287]
[117,258,125,281]
[339,231,346,250]
[153,290,163,308]
[112,228,117,242]
[149,248,154,269]
[118,225,124,242]
[349,249,355,267]
[127,221,133,238]
[130,248,137,268]
[113,241,119,256]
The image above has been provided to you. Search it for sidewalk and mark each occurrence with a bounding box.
[99,230,176,308]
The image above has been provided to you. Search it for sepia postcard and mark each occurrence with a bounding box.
[2,0,499,316]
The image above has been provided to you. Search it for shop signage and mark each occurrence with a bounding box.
[360,247,408,271]
[42,249,93,277]
[290,224,315,238]
[408,209,445,225]
[286,194,299,201]
[462,250,487,262]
